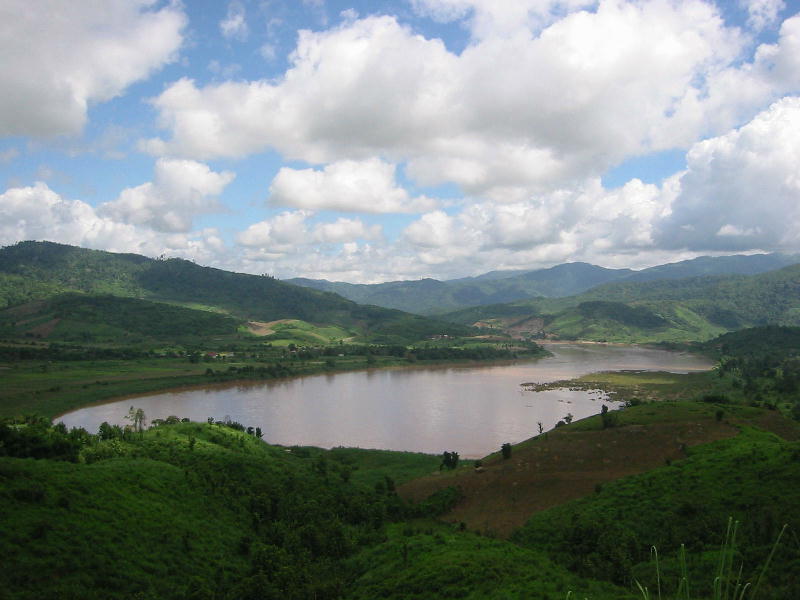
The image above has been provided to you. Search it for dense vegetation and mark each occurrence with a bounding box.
[0,293,240,344]
[512,427,800,598]
[440,263,800,343]
[0,241,473,344]
[0,416,629,599]
[288,253,798,316]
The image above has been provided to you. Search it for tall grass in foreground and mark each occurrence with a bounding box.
[634,519,788,600]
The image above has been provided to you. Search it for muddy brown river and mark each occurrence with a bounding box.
[59,343,713,457]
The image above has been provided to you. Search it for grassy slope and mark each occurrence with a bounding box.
[511,426,800,598]
[1,421,630,600]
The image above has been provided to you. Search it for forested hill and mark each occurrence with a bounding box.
[0,241,472,342]
[287,253,798,315]
[440,264,800,343]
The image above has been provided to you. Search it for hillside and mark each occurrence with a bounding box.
[0,293,241,344]
[440,264,800,343]
[287,253,798,316]
[0,417,628,600]
[0,242,473,344]
[288,263,634,315]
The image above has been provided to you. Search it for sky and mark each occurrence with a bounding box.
[0,0,798,283]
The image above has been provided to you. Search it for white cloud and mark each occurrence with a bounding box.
[100,159,235,232]
[220,2,249,41]
[656,96,800,251]
[0,182,224,264]
[236,211,311,251]
[741,0,786,31]
[0,0,185,137]
[410,0,597,38]
[143,4,800,197]
[237,211,381,250]
[312,218,382,243]
[400,176,669,270]
[269,159,437,213]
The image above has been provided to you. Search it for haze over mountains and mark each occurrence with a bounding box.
[287,253,800,315]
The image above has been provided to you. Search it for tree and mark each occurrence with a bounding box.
[501,442,512,459]
[125,406,146,436]
[441,451,459,470]
[600,404,618,429]
[537,421,544,435]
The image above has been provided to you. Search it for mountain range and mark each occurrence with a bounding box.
[286,253,799,315]
[442,262,800,343]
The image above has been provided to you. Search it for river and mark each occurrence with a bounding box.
[58,343,713,457]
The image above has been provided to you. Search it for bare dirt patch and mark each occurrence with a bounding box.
[28,318,60,338]
[246,319,297,336]
[399,418,740,538]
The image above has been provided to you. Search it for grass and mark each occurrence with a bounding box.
[344,521,632,600]
[634,519,789,600]
[511,426,800,598]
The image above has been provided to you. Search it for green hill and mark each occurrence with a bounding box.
[0,293,241,344]
[1,417,628,600]
[440,265,800,343]
[0,242,472,344]
[288,263,635,315]
[287,254,799,316]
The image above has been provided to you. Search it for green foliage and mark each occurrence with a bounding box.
[0,241,474,344]
[501,442,512,459]
[441,263,800,343]
[0,293,241,343]
[441,450,460,470]
[512,428,800,598]
[0,418,414,599]
[344,523,630,599]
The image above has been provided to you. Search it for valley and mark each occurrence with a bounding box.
[2,242,800,599]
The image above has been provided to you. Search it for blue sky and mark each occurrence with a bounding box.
[1,0,798,282]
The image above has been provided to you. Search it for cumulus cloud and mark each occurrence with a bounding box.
[220,2,249,41]
[237,211,381,250]
[313,218,382,243]
[0,0,185,137]
[142,3,800,197]
[410,0,597,38]
[269,159,436,213]
[402,177,668,268]
[656,96,800,251]
[100,159,235,232]
[741,0,786,31]
[0,182,225,263]
[236,211,311,253]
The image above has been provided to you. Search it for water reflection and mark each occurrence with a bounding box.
[59,344,713,458]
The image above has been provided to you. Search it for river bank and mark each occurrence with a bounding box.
[56,344,715,457]
[2,347,550,422]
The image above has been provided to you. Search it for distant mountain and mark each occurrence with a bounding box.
[439,264,800,343]
[287,253,799,316]
[624,253,799,282]
[287,263,634,315]
[0,241,472,344]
